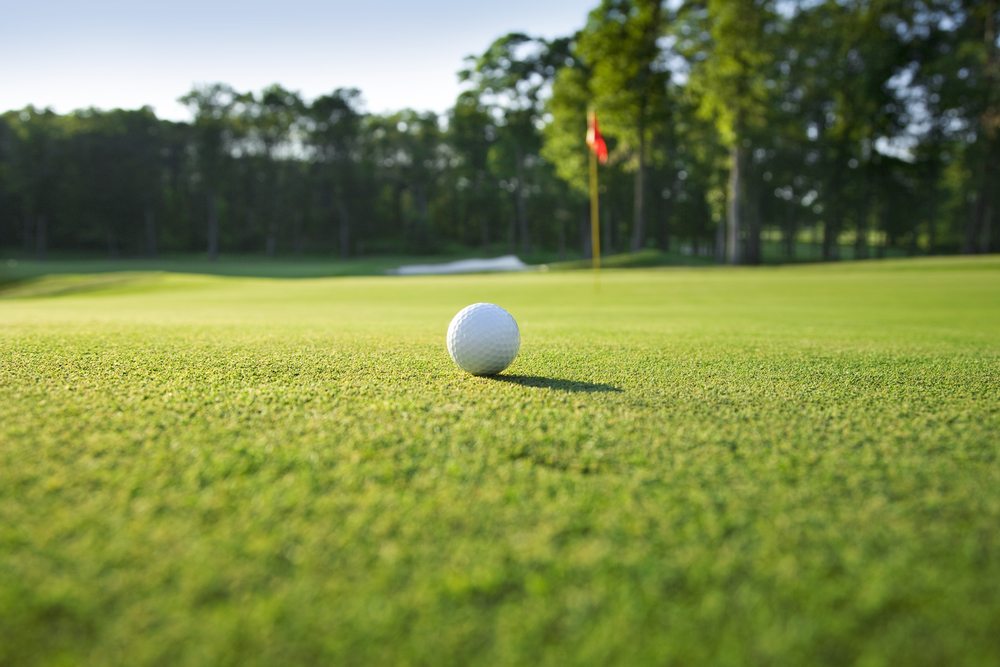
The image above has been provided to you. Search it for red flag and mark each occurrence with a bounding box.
[586,111,608,164]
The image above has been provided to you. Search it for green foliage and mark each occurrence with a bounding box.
[685,0,777,144]
[447,92,500,246]
[576,0,670,166]
[179,83,248,178]
[0,1,996,260]
[1,257,999,665]
[460,33,574,253]
[542,66,591,196]
[546,0,673,250]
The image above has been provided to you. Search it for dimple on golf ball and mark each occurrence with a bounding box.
[446,303,520,376]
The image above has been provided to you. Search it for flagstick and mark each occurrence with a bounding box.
[589,145,601,272]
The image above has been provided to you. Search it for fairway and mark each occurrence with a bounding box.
[1,257,999,665]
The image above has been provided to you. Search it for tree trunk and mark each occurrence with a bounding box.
[927,196,937,254]
[965,0,998,253]
[822,219,839,260]
[265,222,277,257]
[823,147,843,261]
[245,209,256,252]
[983,197,994,253]
[855,232,868,259]
[293,211,304,256]
[23,212,34,253]
[658,173,675,251]
[207,191,220,261]
[855,187,869,260]
[515,185,529,254]
[744,174,762,264]
[35,215,47,260]
[965,169,992,254]
[823,170,839,261]
[477,175,489,248]
[822,172,840,261]
[887,230,898,256]
[784,200,796,260]
[604,204,613,255]
[963,199,982,253]
[967,138,998,253]
[144,206,157,258]
[557,213,566,260]
[415,185,430,234]
[393,184,404,232]
[630,118,647,252]
[514,150,529,255]
[715,210,726,263]
[337,194,351,259]
[107,230,119,259]
[726,142,745,265]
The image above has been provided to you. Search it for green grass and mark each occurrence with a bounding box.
[0,246,569,284]
[0,254,437,284]
[547,248,714,270]
[1,256,998,666]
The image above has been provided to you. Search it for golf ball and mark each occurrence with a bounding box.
[447,303,520,376]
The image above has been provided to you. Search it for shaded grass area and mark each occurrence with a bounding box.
[0,246,582,285]
[1,257,998,665]
[547,248,714,270]
[0,249,692,284]
[0,243,924,287]
[0,254,427,283]
[759,239,912,263]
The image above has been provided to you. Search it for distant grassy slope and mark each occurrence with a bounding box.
[1,257,998,666]
[0,254,419,283]
[0,243,924,286]
[547,248,714,270]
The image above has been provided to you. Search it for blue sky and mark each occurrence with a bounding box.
[1,0,596,120]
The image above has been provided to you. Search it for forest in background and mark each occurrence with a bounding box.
[0,0,996,264]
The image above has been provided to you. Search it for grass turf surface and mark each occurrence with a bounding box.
[1,256,998,665]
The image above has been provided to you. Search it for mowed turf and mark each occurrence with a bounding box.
[1,257,998,666]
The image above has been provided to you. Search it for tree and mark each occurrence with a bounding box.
[576,0,671,251]
[243,84,303,256]
[542,61,595,255]
[448,91,499,247]
[2,8,996,264]
[69,108,165,256]
[681,0,777,264]
[367,110,444,250]
[2,108,69,259]
[910,0,999,254]
[179,84,247,260]
[461,33,572,254]
[786,1,909,260]
[307,89,365,257]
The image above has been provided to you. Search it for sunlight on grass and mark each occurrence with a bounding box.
[1,257,998,665]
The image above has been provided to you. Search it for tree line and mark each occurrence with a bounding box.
[1,0,996,264]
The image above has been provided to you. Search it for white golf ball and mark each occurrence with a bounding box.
[447,303,520,376]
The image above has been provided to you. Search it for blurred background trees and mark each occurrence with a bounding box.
[0,0,996,262]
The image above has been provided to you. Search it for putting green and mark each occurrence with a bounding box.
[1,257,998,665]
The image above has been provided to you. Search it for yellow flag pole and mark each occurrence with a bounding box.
[588,140,601,272]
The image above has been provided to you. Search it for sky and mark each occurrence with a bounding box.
[1,0,596,121]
